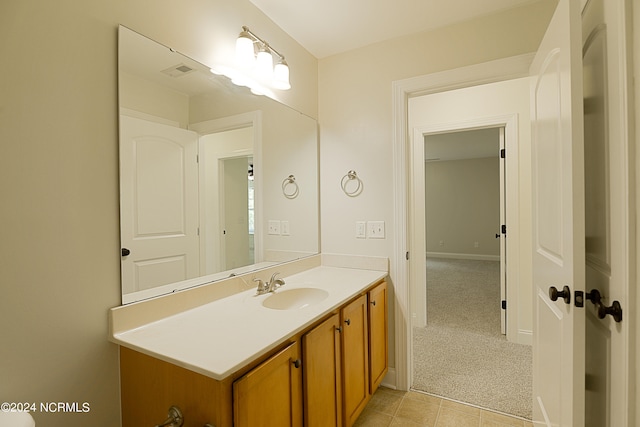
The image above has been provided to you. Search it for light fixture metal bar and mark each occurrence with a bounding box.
[241,26,286,61]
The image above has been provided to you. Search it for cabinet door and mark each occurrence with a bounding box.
[234,342,303,427]
[368,281,388,393]
[341,294,369,427]
[302,313,342,427]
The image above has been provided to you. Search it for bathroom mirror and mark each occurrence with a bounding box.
[118,26,319,304]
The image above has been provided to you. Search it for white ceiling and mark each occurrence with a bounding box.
[425,128,500,161]
[250,0,542,58]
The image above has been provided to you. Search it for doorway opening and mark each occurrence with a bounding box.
[424,127,504,333]
[411,126,532,418]
[199,125,255,274]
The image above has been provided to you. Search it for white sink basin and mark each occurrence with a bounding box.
[262,288,329,310]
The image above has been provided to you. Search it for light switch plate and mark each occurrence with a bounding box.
[355,221,366,238]
[367,221,385,239]
[281,220,290,236]
[268,220,281,235]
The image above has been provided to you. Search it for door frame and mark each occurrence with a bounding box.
[411,116,518,343]
[190,111,263,268]
[392,53,533,390]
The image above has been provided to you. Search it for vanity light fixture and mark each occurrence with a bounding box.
[213,26,291,94]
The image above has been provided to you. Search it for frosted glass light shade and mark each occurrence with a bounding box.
[273,60,290,90]
[255,47,274,80]
[235,33,255,68]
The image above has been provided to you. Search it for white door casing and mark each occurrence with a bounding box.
[191,112,262,270]
[410,114,520,342]
[395,54,548,390]
[530,0,586,425]
[120,115,200,300]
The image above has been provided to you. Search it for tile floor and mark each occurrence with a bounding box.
[354,387,533,427]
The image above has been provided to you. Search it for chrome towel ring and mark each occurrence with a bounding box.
[341,170,363,197]
[282,174,299,199]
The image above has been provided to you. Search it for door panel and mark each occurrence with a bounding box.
[303,313,342,427]
[222,156,251,270]
[582,0,632,425]
[530,0,585,425]
[120,115,200,296]
[234,342,303,427]
[342,295,369,427]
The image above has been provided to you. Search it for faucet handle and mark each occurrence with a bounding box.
[253,278,267,293]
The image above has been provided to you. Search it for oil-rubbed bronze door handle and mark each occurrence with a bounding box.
[549,285,571,304]
[595,300,622,322]
[585,289,623,323]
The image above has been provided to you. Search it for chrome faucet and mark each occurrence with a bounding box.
[254,272,285,295]
[267,272,285,292]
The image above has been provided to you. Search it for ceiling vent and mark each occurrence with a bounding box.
[161,63,195,78]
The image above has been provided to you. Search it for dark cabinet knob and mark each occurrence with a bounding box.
[344,318,351,326]
[549,285,571,304]
[121,248,131,256]
[292,359,301,369]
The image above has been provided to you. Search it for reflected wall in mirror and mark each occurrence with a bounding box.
[118,26,319,304]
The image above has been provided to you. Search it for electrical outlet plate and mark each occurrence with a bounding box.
[355,221,366,238]
[367,221,385,239]
[268,220,281,235]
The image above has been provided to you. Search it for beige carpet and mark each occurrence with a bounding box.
[412,258,532,419]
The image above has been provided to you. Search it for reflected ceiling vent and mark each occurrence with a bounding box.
[161,63,195,78]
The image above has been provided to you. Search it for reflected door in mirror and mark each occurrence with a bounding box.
[120,115,200,294]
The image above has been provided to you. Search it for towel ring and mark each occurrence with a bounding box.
[282,175,299,199]
[341,170,363,197]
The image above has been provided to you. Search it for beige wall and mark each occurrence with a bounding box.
[425,157,500,258]
[0,1,317,426]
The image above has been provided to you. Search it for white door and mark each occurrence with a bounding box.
[221,156,252,270]
[582,0,632,425]
[530,0,586,425]
[120,115,200,296]
[498,127,506,335]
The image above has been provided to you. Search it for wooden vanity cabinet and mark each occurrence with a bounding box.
[341,294,370,427]
[302,313,342,427]
[119,279,387,427]
[233,341,303,427]
[368,281,388,393]
[341,281,388,427]
[120,346,234,427]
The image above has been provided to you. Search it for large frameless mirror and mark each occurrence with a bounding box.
[118,26,319,304]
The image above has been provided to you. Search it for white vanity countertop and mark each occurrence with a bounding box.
[110,265,387,381]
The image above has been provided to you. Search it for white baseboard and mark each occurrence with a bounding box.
[426,252,500,262]
[517,329,533,346]
[380,367,397,390]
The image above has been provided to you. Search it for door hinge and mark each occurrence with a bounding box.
[501,224,506,234]
[405,251,410,260]
[501,300,507,310]
[500,149,506,158]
